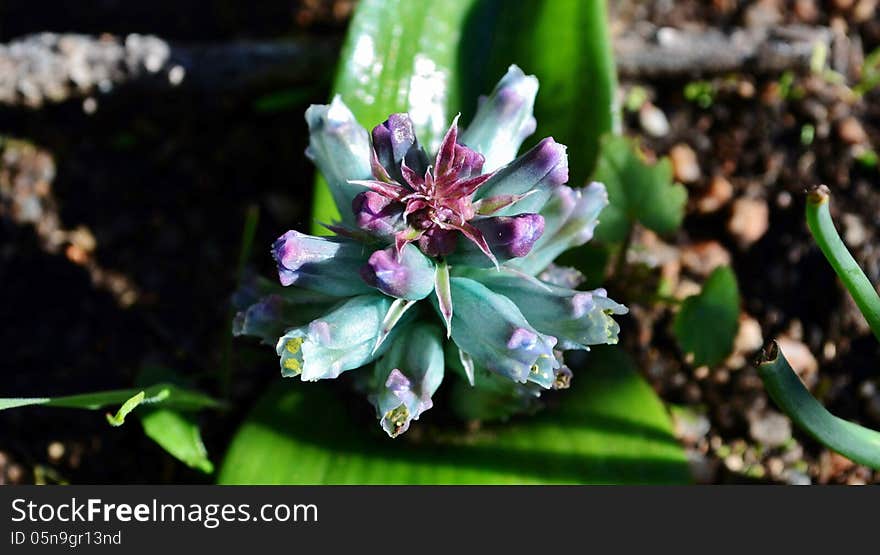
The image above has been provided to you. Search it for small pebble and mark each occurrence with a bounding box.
[697,175,734,213]
[784,470,812,485]
[670,144,701,184]
[838,116,868,145]
[744,0,783,27]
[842,213,868,247]
[673,408,711,444]
[680,240,731,277]
[728,197,769,248]
[775,336,819,387]
[748,410,792,447]
[794,0,820,22]
[767,457,785,477]
[48,441,65,462]
[82,97,97,114]
[639,102,670,137]
[7,464,24,484]
[853,0,878,22]
[724,453,744,472]
[168,65,185,86]
[727,313,764,368]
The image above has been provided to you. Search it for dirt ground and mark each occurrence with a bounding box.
[2,0,879,484]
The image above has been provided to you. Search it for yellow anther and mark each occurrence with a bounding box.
[283,357,302,372]
[285,337,304,354]
[385,405,409,430]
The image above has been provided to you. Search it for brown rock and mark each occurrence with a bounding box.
[838,116,868,145]
[854,0,878,22]
[639,102,670,137]
[775,336,819,387]
[680,240,732,277]
[748,410,792,447]
[794,0,820,22]
[697,175,734,213]
[745,0,783,27]
[728,197,769,248]
[841,213,868,247]
[674,278,703,301]
[669,143,701,184]
[727,313,764,368]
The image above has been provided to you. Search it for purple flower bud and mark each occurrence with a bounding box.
[371,114,429,180]
[360,244,435,300]
[474,137,568,216]
[529,137,569,186]
[272,230,372,296]
[473,213,545,258]
[352,191,404,237]
[417,227,459,257]
[513,182,608,274]
[460,65,539,172]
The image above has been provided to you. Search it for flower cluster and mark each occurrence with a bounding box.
[234,65,627,437]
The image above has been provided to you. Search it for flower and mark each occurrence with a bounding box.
[234,65,627,437]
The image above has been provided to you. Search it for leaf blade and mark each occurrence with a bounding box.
[218,346,689,484]
[0,383,220,413]
[141,409,215,474]
[673,266,740,367]
[460,0,618,182]
[592,135,687,243]
[758,342,880,469]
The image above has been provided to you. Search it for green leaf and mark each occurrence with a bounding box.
[311,0,480,230]
[806,186,880,343]
[673,266,740,367]
[141,409,214,474]
[218,346,689,484]
[461,0,618,183]
[0,383,220,413]
[592,135,688,243]
[758,342,880,469]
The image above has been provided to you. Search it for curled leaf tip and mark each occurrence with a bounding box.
[756,340,779,367]
[807,184,830,205]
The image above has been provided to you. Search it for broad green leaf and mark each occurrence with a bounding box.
[311,0,480,230]
[592,135,687,243]
[0,383,220,413]
[141,409,214,474]
[673,266,740,367]
[219,346,689,484]
[758,341,880,469]
[461,0,618,183]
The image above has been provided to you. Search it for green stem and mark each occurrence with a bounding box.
[757,341,880,469]
[806,186,880,342]
[613,223,634,280]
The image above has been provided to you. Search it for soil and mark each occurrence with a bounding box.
[2,0,880,485]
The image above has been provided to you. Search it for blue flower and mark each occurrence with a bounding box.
[235,65,627,436]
